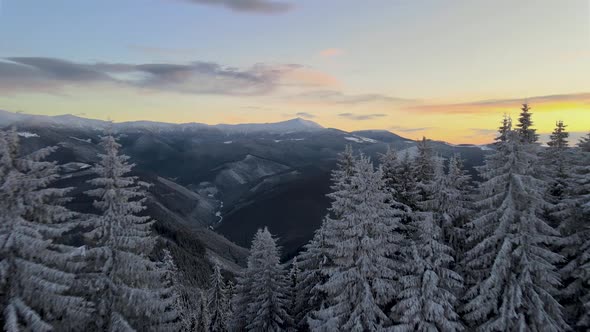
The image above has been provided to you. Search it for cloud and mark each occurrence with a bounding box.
[295,112,315,118]
[0,57,335,96]
[175,0,292,13]
[338,113,387,121]
[389,125,434,133]
[291,90,411,105]
[409,92,590,114]
[319,48,344,57]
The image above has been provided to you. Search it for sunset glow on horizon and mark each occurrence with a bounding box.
[1,0,589,144]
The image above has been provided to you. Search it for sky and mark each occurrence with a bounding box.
[0,0,589,144]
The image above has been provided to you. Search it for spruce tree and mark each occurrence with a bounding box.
[84,134,170,331]
[196,290,210,332]
[0,129,89,331]
[380,146,414,218]
[462,117,568,331]
[515,103,539,143]
[309,155,407,331]
[244,227,291,331]
[208,263,228,332]
[413,137,436,206]
[579,132,590,152]
[558,135,590,328]
[225,279,235,320]
[293,223,330,330]
[160,249,189,331]
[392,212,464,332]
[422,155,472,256]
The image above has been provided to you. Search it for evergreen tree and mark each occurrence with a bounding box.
[545,121,571,214]
[413,137,436,206]
[208,263,228,332]
[422,155,472,255]
[516,103,539,143]
[495,114,512,144]
[0,129,89,331]
[392,212,464,332]
[558,136,590,328]
[225,280,235,320]
[287,257,300,326]
[293,223,330,330]
[380,146,414,216]
[463,119,568,331]
[244,227,291,332]
[579,132,590,152]
[160,249,190,331]
[330,144,356,197]
[84,134,169,331]
[309,155,407,331]
[196,290,210,332]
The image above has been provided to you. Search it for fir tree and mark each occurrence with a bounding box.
[159,249,187,332]
[196,290,210,332]
[293,223,330,330]
[545,121,570,208]
[0,129,89,331]
[558,135,590,328]
[380,146,414,217]
[422,155,472,256]
[84,134,169,331]
[516,103,539,143]
[208,263,228,332]
[287,257,300,326]
[392,212,464,332]
[413,137,436,206]
[463,120,568,331]
[243,227,291,332]
[578,132,590,152]
[309,155,407,331]
[225,280,235,320]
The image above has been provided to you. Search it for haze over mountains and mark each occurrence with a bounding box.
[0,109,490,258]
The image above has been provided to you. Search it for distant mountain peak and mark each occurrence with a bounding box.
[0,110,324,134]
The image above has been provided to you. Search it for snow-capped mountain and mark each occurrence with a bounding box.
[0,110,323,134]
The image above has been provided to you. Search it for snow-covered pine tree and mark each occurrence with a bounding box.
[230,269,252,330]
[545,121,571,220]
[225,279,235,320]
[308,155,407,331]
[287,257,300,323]
[558,134,590,328]
[292,223,330,330]
[84,134,170,331]
[462,116,568,331]
[515,103,539,143]
[392,211,464,332]
[330,144,356,196]
[579,132,590,152]
[244,227,291,332]
[208,262,228,332]
[421,155,473,256]
[496,114,512,144]
[380,146,414,219]
[397,150,419,210]
[413,137,436,206]
[196,290,210,332]
[0,128,89,331]
[157,249,187,332]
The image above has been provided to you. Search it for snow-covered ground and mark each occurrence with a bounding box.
[344,136,377,143]
[17,132,39,138]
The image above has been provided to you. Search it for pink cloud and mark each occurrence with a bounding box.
[319,48,344,57]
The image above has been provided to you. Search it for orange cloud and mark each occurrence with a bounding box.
[319,48,344,57]
[407,92,590,114]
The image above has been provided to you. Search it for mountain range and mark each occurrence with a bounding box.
[0,110,491,275]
